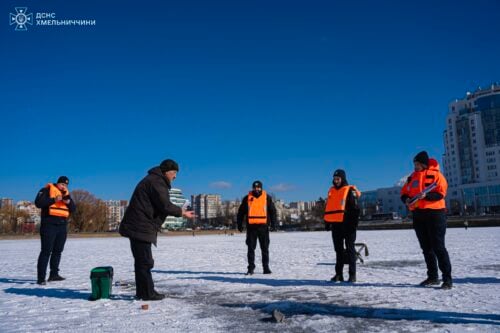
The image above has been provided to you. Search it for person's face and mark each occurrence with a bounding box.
[333,176,342,187]
[56,183,68,192]
[165,170,177,182]
[413,162,425,172]
[252,186,262,195]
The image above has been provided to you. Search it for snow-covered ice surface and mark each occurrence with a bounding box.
[1,228,499,332]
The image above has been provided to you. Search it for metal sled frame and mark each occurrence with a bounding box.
[354,243,369,263]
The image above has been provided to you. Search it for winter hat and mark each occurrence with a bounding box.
[252,180,263,188]
[160,159,179,173]
[56,176,69,185]
[333,169,346,180]
[413,151,429,166]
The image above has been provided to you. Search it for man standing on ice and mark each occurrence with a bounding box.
[35,176,76,285]
[237,180,277,275]
[323,169,361,283]
[119,159,195,300]
[401,151,453,289]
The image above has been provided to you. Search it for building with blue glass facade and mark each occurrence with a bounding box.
[359,186,406,219]
[443,83,500,214]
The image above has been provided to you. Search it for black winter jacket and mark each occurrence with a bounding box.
[119,167,182,245]
[35,185,76,225]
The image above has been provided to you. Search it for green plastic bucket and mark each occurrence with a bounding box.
[89,266,113,301]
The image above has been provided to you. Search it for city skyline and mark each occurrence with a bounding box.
[1,0,500,203]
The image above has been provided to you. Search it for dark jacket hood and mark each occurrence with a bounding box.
[148,167,171,189]
[333,169,349,188]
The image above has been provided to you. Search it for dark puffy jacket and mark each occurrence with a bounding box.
[119,167,182,245]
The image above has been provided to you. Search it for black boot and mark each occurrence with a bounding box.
[330,274,344,282]
[263,266,272,274]
[48,274,65,282]
[348,274,356,283]
[441,280,453,290]
[142,293,165,301]
[419,278,440,286]
[246,268,254,275]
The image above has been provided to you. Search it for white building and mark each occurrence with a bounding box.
[104,200,127,231]
[163,188,188,229]
[16,201,41,224]
[443,84,500,214]
[191,194,221,222]
[289,201,306,212]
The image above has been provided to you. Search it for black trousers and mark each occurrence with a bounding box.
[246,225,270,270]
[331,224,357,276]
[413,209,452,282]
[129,238,156,299]
[37,223,67,281]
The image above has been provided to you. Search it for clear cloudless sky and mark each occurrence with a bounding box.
[1,0,500,203]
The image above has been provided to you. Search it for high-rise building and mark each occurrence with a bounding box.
[289,201,306,212]
[443,84,500,214]
[105,200,127,231]
[274,199,286,225]
[0,198,14,209]
[191,194,221,222]
[163,188,188,229]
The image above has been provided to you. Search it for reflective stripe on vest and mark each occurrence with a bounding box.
[47,183,70,218]
[402,169,447,211]
[248,190,267,224]
[324,185,360,223]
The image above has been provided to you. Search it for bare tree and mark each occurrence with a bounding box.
[0,206,30,234]
[310,197,326,222]
[69,190,108,232]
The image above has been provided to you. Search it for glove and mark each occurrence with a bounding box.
[270,226,277,232]
[325,223,331,231]
[237,225,243,232]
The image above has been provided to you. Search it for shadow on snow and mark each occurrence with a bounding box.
[3,287,135,301]
[153,269,242,276]
[4,287,89,300]
[222,301,500,326]
[180,275,416,288]
[0,277,37,285]
[453,277,500,284]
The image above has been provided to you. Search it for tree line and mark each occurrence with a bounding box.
[0,190,108,234]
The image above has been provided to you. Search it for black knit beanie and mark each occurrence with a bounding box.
[413,151,429,166]
[252,180,263,188]
[56,176,69,185]
[160,159,179,173]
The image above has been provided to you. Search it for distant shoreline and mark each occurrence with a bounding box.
[0,218,499,240]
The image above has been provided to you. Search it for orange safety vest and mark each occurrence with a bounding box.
[47,183,70,218]
[324,185,361,223]
[401,158,447,211]
[248,190,267,224]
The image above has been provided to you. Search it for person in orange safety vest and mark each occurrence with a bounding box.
[34,176,76,285]
[324,169,361,283]
[401,151,452,290]
[237,180,277,275]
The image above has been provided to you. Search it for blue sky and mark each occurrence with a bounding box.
[1,0,499,203]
